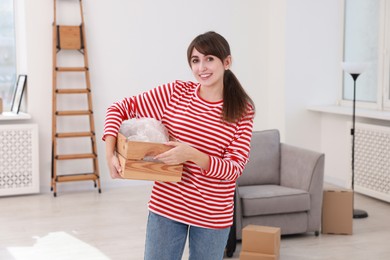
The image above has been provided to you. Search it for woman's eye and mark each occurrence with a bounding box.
[207,57,214,62]
[191,59,199,64]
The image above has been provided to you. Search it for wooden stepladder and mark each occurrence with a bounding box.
[51,0,101,196]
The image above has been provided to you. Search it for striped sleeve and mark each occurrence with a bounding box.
[102,82,175,140]
[202,108,254,181]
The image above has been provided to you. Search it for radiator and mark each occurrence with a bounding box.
[0,124,39,196]
[354,122,390,202]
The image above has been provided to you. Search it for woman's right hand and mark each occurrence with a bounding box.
[105,135,123,179]
[107,153,123,179]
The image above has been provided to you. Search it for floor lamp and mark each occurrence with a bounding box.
[341,62,369,219]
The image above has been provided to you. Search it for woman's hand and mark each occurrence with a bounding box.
[106,153,123,179]
[105,135,123,179]
[154,141,210,170]
[154,141,191,165]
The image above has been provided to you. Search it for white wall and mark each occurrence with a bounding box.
[22,0,279,192]
[284,0,343,150]
[21,0,359,192]
[267,1,286,139]
[283,0,356,187]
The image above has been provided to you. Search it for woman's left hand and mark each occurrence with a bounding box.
[155,141,210,170]
[154,141,193,165]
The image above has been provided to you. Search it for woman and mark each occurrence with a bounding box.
[103,31,255,260]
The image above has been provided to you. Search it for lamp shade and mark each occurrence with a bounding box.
[341,62,369,75]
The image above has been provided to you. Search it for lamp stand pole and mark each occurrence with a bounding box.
[350,73,368,219]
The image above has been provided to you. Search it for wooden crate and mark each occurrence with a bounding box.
[116,133,182,182]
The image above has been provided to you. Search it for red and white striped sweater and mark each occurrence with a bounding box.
[103,80,254,229]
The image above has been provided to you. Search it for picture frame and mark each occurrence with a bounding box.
[11,74,27,114]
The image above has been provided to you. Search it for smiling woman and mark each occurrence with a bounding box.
[187,31,254,123]
[103,31,255,259]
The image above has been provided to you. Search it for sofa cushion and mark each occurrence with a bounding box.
[238,184,310,216]
[237,130,281,186]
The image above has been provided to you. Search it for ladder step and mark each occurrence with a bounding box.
[56,173,99,183]
[56,132,95,138]
[56,153,97,160]
[56,110,92,116]
[56,67,88,72]
[56,89,90,94]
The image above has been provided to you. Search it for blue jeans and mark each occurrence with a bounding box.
[144,211,230,260]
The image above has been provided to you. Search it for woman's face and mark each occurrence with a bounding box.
[189,48,230,90]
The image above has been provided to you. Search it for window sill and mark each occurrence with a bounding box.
[0,112,31,121]
[307,105,390,121]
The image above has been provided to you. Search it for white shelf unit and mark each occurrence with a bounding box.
[0,124,39,196]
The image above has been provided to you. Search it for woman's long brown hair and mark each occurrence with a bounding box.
[187,31,255,123]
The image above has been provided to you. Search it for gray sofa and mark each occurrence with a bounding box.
[233,129,325,240]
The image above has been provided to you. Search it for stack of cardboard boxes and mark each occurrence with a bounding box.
[238,189,352,259]
[240,225,281,260]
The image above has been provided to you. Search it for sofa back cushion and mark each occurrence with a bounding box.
[237,130,281,186]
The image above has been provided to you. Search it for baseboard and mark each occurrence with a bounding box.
[324,175,349,189]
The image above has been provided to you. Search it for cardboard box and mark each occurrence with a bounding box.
[322,189,353,235]
[241,225,281,255]
[116,133,182,182]
[240,251,279,260]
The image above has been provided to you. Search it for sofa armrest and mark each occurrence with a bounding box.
[280,143,324,191]
[281,143,325,232]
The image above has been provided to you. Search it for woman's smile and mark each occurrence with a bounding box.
[199,73,212,80]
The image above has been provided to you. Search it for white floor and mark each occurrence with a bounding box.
[0,184,390,260]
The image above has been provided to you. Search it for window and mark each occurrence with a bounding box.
[0,0,16,111]
[343,0,379,103]
[343,0,390,111]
